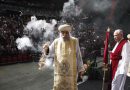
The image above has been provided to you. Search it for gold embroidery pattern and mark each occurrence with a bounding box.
[55,78,71,90]
[59,61,70,75]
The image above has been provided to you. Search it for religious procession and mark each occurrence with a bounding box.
[0,0,130,90]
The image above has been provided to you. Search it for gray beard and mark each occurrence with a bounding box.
[62,37,70,41]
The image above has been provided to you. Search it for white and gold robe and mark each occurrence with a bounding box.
[48,37,84,90]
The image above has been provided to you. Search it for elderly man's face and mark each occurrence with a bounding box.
[60,31,70,40]
[113,31,123,42]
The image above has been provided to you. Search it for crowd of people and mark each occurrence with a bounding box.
[0,13,33,64]
[0,14,23,56]
[1,10,130,90]
[0,11,104,66]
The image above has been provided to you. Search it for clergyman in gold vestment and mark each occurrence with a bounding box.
[43,24,85,90]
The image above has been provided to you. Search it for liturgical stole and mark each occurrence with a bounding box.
[110,39,127,80]
[53,37,77,90]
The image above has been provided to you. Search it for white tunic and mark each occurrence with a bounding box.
[111,41,130,90]
[127,40,130,77]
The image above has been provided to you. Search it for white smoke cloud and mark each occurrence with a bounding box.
[62,0,82,17]
[26,17,57,38]
[51,19,57,25]
[93,0,111,12]
[26,19,46,31]
[45,58,53,67]
[78,0,112,13]
[16,35,33,50]
[43,20,57,40]
[16,16,57,51]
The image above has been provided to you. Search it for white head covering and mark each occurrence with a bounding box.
[58,24,72,32]
[127,34,130,39]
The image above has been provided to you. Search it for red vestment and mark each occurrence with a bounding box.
[110,39,127,80]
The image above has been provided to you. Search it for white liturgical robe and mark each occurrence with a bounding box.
[47,36,84,90]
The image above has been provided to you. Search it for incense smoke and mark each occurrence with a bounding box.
[16,35,33,50]
[16,16,57,52]
[62,0,82,17]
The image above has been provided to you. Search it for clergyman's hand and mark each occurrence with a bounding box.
[42,42,50,54]
[43,42,50,50]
